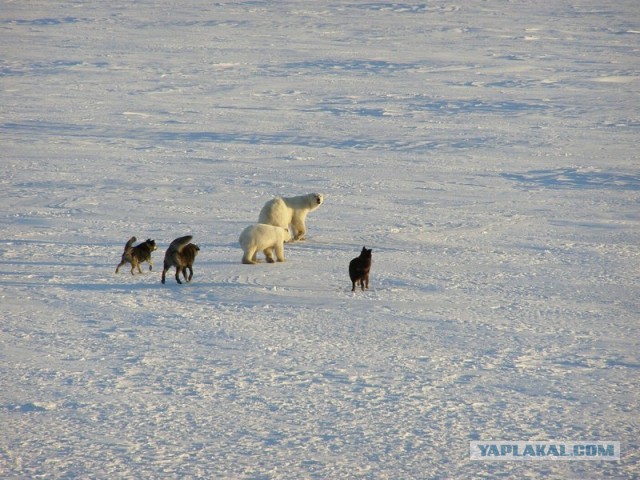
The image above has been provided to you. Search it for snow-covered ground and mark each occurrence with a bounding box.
[2,1,639,478]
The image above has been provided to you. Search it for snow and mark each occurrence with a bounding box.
[1,0,638,478]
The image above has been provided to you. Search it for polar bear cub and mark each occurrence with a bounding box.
[239,223,292,264]
[258,193,324,241]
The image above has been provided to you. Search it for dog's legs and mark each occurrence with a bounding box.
[182,267,190,283]
[175,266,183,284]
[364,274,369,289]
[187,266,194,282]
[115,260,126,274]
[148,260,153,271]
[161,263,169,284]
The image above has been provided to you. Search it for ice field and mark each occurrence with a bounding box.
[1,1,639,478]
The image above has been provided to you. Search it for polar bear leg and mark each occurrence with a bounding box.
[275,243,286,262]
[290,212,308,240]
[263,247,275,263]
[242,247,258,264]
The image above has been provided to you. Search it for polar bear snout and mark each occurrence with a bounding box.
[315,194,324,205]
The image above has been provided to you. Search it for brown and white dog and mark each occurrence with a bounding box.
[115,236,157,275]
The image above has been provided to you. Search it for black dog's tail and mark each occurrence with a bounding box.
[168,235,193,253]
[123,236,137,253]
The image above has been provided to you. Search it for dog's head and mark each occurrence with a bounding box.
[145,239,157,251]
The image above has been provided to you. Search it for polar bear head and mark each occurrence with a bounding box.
[282,227,292,243]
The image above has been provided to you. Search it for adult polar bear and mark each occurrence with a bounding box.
[258,193,324,241]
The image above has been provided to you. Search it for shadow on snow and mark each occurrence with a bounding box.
[502,167,640,191]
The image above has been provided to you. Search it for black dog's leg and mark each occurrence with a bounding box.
[175,266,183,284]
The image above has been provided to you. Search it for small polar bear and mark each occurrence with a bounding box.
[258,193,324,241]
[239,223,292,264]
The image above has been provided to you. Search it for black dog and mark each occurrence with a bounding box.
[161,235,200,284]
[349,247,372,291]
[115,236,157,274]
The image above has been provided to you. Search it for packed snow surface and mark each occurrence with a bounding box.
[1,1,639,478]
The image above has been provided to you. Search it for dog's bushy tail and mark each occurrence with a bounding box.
[168,235,193,253]
[123,236,137,252]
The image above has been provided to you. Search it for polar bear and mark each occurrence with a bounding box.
[258,193,324,241]
[239,223,292,264]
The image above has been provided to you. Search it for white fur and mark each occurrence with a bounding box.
[239,223,292,264]
[258,193,324,240]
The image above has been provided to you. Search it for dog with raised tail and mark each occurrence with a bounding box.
[115,236,157,275]
[161,235,200,284]
[349,247,372,292]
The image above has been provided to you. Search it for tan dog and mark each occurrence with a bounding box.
[161,235,200,284]
[115,236,157,274]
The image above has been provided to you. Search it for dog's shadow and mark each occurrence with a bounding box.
[71,282,164,292]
